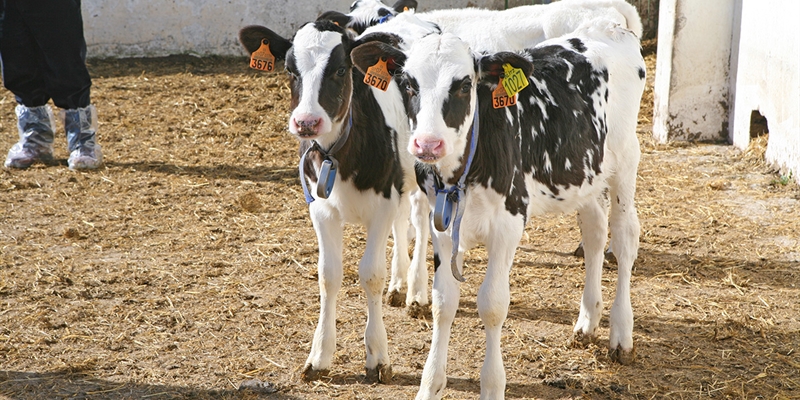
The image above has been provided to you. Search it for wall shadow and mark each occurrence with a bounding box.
[0,370,299,400]
[103,161,299,185]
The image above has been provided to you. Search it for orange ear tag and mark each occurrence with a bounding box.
[364,57,392,91]
[492,77,517,109]
[250,39,275,72]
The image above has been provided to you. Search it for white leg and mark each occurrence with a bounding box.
[416,229,460,400]
[572,197,608,346]
[387,192,412,307]
[361,208,395,382]
[607,176,639,364]
[407,189,430,314]
[477,218,522,400]
[302,204,344,380]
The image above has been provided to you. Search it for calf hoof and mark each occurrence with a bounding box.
[300,364,329,382]
[573,244,585,258]
[365,363,393,383]
[407,301,431,319]
[609,345,635,365]
[569,330,598,348]
[387,290,406,307]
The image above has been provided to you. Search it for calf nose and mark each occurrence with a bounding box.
[292,115,322,136]
[411,137,444,162]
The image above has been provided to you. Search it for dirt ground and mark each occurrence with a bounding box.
[0,43,798,400]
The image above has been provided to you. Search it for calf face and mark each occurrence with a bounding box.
[353,34,531,173]
[240,21,354,146]
[318,0,418,35]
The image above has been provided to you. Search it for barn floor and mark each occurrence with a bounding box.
[0,47,798,399]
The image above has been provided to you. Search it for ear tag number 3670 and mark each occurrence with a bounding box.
[492,77,517,109]
[364,57,391,91]
[250,39,275,72]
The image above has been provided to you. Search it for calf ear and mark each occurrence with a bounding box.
[479,52,533,85]
[238,25,292,61]
[317,10,353,28]
[391,0,418,12]
[351,35,406,75]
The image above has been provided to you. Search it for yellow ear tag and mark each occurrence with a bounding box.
[364,57,391,91]
[501,63,529,97]
[492,77,517,109]
[250,39,275,72]
[403,6,409,11]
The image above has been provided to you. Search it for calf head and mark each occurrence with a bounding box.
[240,21,356,146]
[320,0,418,34]
[352,33,531,174]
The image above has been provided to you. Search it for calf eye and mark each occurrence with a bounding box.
[460,81,471,94]
[336,67,347,77]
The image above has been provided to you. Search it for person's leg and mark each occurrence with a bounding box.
[21,0,102,169]
[1,0,56,168]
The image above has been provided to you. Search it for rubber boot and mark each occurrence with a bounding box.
[63,105,103,170]
[4,105,56,169]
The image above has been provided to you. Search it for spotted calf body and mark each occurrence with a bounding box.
[353,18,646,400]
[239,19,429,383]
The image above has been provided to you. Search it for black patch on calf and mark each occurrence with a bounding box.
[638,66,646,80]
[319,44,352,122]
[317,11,353,30]
[433,253,441,272]
[568,38,587,53]
[464,42,608,215]
[403,76,421,129]
[518,44,607,193]
[442,77,473,131]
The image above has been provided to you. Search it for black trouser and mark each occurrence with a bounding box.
[0,0,91,110]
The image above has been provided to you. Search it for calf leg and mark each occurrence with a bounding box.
[302,206,344,381]
[477,219,522,400]
[361,211,395,382]
[571,198,608,347]
[407,189,431,317]
[387,192,412,307]
[416,230,460,400]
[607,177,639,364]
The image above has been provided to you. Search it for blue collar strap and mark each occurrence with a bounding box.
[299,112,353,204]
[431,107,479,282]
[378,13,393,24]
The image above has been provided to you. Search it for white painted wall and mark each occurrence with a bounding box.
[730,0,800,181]
[82,0,501,58]
[652,0,735,142]
[655,0,800,182]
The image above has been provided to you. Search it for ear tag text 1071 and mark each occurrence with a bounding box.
[250,39,275,72]
[364,57,391,91]
[501,63,529,97]
[492,77,517,109]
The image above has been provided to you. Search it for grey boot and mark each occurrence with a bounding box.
[62,105,103,170]
[4,105,56,169]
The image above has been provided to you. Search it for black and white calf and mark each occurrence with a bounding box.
[239,19,429,382]
[318,0,418,34]
[353,19,645,399]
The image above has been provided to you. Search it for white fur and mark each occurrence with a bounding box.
[288,22,429,379]
[396,22,645,400]
[289,26,345,147]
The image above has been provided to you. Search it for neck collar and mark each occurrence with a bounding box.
[299,111,353,204]
[430,106,479,282]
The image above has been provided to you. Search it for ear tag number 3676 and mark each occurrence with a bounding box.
[250,39,275,72]
[364,57,391,91]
